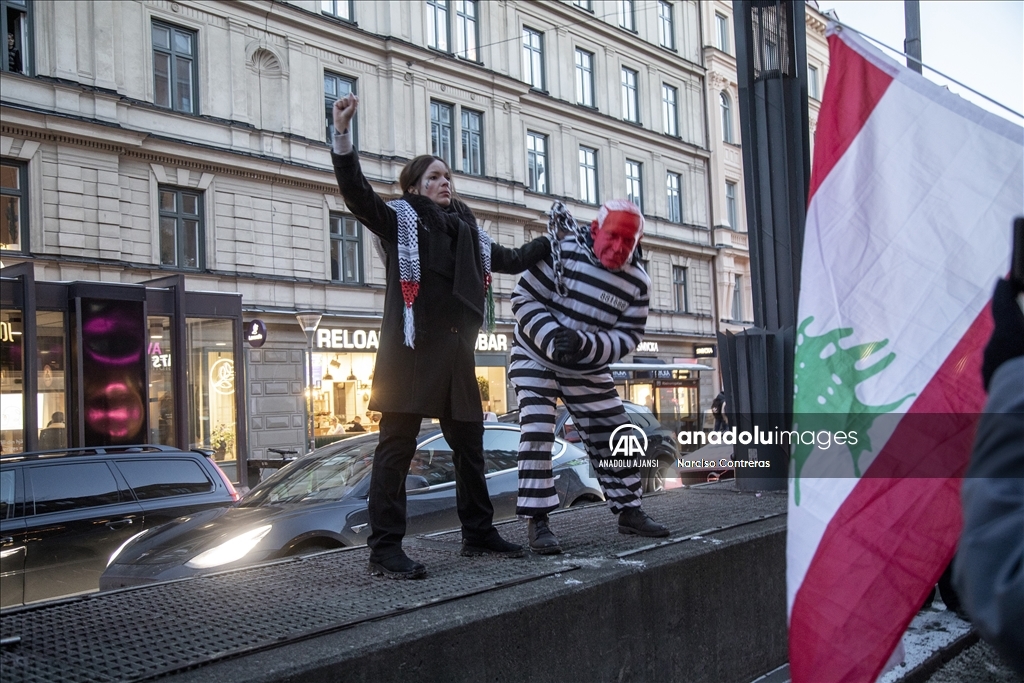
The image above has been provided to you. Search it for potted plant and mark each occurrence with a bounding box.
[211,423,235,459]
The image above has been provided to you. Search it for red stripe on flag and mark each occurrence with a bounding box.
[808,34,894,203]
[789,306,992,683]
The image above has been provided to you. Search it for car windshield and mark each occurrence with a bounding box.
[240,437,379,507]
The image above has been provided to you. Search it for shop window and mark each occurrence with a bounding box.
[475,365,507,415]
[329,214,363,284]
[35,311,66,450]
[158,186,204,270]
[148,316,175,445]
[314,351,376,436]
[1,159,28,252]
[0,306,23,454]
[152,20,198,114]
[187,318,237,464]
[2,0,31,75]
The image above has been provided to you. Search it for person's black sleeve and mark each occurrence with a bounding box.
[982,278,1024,391]
[331,150,397,243]
[490,236,551,274]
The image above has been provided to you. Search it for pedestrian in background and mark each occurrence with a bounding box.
[711,391,728,432]
[330,94,550,579]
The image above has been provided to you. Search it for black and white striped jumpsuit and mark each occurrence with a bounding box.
[510,237,650,517]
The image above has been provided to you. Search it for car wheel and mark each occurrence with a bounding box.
[569,495,602,507]
[642,470,665,493]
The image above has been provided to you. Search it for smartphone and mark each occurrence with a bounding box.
[1012,217,1024,292]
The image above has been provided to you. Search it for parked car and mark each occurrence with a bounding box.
[0,445,239,609]
[498,400,680,491]
[100,422,601,589]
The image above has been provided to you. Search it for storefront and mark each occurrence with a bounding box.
[0,266,247,481]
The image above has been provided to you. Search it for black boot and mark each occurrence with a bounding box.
[461,533,525,558]
[528,515,562,555]
[618,507,669,537]
[368,552,427,579]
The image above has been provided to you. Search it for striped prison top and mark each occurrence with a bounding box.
[511,237,650,375]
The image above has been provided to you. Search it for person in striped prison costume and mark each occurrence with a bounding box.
[510,200,670,554]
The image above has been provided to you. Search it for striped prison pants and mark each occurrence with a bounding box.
[509,350,643,517]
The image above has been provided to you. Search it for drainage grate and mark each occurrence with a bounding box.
[0,545,576,683]
[427,487,788,559]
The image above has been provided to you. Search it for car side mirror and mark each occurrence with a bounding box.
[406,475,429,492]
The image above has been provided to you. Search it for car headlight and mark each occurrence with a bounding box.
[107,529,151,567]
[185,525,273,569]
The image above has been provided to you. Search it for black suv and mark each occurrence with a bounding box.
[0,445,238,608]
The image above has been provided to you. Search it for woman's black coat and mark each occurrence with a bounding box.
[332,150,549,421]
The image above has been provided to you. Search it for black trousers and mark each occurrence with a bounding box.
[367,412,497,560]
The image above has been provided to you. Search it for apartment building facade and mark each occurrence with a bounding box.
[1,0,722,472]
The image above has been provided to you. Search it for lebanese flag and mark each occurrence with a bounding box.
[787,25,1023,683]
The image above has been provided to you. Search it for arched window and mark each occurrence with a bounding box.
[720,92,733,143]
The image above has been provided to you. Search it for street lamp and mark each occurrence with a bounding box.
[296,312,322,453]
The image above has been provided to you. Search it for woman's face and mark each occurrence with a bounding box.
[410,160,452,207]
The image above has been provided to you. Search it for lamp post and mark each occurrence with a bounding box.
[295,312,322,453]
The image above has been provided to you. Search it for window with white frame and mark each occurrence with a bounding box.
[330,214,363,284]
[658,1,675,49]
[618,0,636,31]
[666,172,682,224]
[158,187,203,269]
[575,48,594,107]
[461,108,483,175]
[662,84,678,136]
[152,20,198,114]
[522,27,544,89]
[454,1,478,60]
[431,100,454,165]
[808,64,820,100]
[526,132,547,194]
[621,67,639,123]
[427,0,450,52]
[579,146,597,205]
[324,72,356,144]
[715,13,729,53]
[732,274,744,321]
[673,266,689,313]
[320,0,352,21]
[725,180,737,228]
[625,160,643,213]
[720,92,733,143]
[574,0,593,11]
[3,0,31,75]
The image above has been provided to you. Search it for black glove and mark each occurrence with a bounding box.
[982,278,1024,391]
[552,327,583,364]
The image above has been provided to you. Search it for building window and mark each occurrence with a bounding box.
[574,0,593,11]
[625,160,643,213]
[526,131,547,194]
[454,0,478,60]
[808,64,820,100]
[430,100,454,165]
[152,21,198,114]
[575,48,594,107]
[720,92,733,143]
[3,0,31,75]
[330,214,363,284]
[715,13,729,53]
[621,67,639,123]
[579,146,597,205]
[427,0,450,52]
[666,172,682,224]
[658,1,675,50]
[618,0,636,31]
[662,84,678,137]
[320,0,352,21]
[725,180,737,228]
[461,108,483,175]
[732,274,744,321]
[158,187,203,269]
[324,72,356,144]
[522,27,544,90]
[673,266,689,312]
[0,159,27,252]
